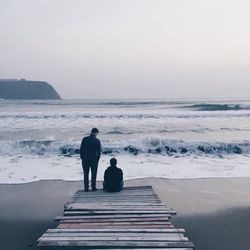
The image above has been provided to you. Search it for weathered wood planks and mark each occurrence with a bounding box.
[38,186,194,249]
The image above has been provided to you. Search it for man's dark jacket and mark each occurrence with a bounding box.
[80,134,101,161]
[104,166,123,191]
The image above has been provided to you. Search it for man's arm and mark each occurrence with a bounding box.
[119,169,123,182]
[80,138,84,159]
[96,139,101,160]
[104,169,108,182]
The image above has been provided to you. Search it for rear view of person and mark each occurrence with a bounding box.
[80,128,101,192]
[103,158,123,192]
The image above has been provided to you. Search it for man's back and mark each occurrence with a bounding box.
[80,134,101,161]
[104,166,123,192]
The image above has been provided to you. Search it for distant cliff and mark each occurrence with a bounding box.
[0,79,61,100]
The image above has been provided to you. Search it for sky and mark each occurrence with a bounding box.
[0,0,250,99]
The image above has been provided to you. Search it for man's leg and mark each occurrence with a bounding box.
[90,161,98,191]
[82,160,90,191]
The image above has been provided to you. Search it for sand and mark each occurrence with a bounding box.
[0,177,250,250]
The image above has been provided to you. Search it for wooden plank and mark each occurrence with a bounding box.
[74,195,159,197]
[73,189,154,196]
[65,205,172,211]
[75,191,157,197]
[38,235,188,242]
[38,240,194,248]
[66,202,167,205]
[73,193,157,198]
[85,249,193,250]
[65,207,171,211]
[55,214,170,221]
[76,185,154,193]
[65,202,168,207]
[72,190,156,197]
[58,222,172,227]
[73,195,158,199]
[64,210,172,213]
[72,196,159,200]
[63,211,174,215]
[64,210,173,216]
[75,188,154,192]
[63,210,174,214]
[58,224,175,229]
[73,199,161,202]
[60,215,171,220]
[72,194,157,197]
[48,246,193,250]
[47,228,186,233]
[41,232,187,239]
[72,200,162,204]
[73,194,159,198]
[41,232,186,237]
[39,247,192,250]
[58,218,170,223]
[58,222,173,227]
[39,248,192,250]
[82,249,192,250]
[64,207,173,214]
[64,206,172,211]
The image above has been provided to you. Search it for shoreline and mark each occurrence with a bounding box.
[1,177,250,249]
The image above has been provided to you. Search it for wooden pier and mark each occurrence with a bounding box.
[38,186,194,249]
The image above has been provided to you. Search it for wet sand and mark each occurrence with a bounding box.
[0,177,250,250]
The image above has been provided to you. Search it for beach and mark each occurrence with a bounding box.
[1,177,250,250]
[2,1,250,248]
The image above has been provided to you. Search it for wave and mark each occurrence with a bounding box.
[0,138,250,157]
[0,99,189,106]
[187,103,250,111]
[1,112,250,120]
[102,138,250,156]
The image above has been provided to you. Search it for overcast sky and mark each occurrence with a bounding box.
[0,0,249,99]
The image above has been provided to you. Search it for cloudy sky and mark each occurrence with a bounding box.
[0,0,249,98]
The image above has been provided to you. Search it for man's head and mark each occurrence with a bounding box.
[110,158,117,167]
[91,128,99,136]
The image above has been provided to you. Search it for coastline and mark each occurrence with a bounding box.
[1,177,250,250]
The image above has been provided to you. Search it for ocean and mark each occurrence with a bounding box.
[0,98,250,183]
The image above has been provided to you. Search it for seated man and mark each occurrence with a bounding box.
[103,158,123,192]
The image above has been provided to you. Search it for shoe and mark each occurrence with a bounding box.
[92,187,97,192]
[84,189,89,192]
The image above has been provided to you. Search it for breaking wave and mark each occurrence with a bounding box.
[1,112,250,120]
[0,138,250,157]
[187,103,250,111]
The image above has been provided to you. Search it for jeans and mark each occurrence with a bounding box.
[82,159,98,190]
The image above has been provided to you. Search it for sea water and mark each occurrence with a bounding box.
[0,99,250,183]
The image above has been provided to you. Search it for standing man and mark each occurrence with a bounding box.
[80,128,101,192]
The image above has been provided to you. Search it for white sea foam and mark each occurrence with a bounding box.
[0,154,249,184]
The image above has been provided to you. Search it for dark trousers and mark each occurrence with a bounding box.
[81,159,98,190]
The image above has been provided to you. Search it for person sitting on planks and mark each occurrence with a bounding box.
[103,158,123,192]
